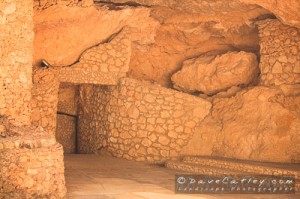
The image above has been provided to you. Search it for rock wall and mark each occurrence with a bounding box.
[31,70,60,134]
[78,78,211,162]
[56,115,76,153]
[0,127,66,198]
[33,2,268,87]
[78,85,111,154]
[33,27,131,138]
[0,0,33,126]
[258,19,300,86]
[181,19,300,163]
[34,0,93,10]
[100,0,300,29]
[52,27,131,85]
[182,86,300,163]
[56,84,79,154]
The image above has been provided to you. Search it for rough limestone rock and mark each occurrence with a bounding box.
[100,0,300,28]
[34,1,270,86]
[171,51,259,95]
[240,0,300,29]
[33,5,159,66]
[182,86,300,163]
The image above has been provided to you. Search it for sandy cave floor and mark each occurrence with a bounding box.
[64,155,299,199]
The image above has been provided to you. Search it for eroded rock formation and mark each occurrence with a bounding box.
[182,86,300,163]
[34,0,271,86]
[1,0,300,196]
[171,51,259,95]
[44,1,299,164]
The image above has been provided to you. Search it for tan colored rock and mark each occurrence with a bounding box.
[34,1,270,87]
[182,86,300,163]
[33,5,159,66]
[0,125,5,133]
[127,105,140,119]
[240,0,300,28]
[172,51,259,95]
[101,0,300,28]
[158,135,170,146]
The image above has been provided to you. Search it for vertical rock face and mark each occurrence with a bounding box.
[56,84,79,154]
[183,86,300,163]
[0,0,33,126]
[213,87,300,163]
[171,51,259,95]
[182,19,300,163]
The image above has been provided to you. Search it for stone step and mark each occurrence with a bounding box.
[166,160,247,175]
[182,156,300,179]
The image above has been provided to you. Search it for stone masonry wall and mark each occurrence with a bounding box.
[0,127,66,198]
[258,19,300,86]
[33,28,131,139]
[0,0,33,126]
[56,83,79,153]
[31,69,60,135]
[78,85,111,154]
[78,78,211,162]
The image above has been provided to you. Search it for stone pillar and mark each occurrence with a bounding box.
[0,0,33,126]
[0,0,67,197]
[257,19,300,86]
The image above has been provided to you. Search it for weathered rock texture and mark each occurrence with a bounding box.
[0,126,66,198]
[181,19,300,163]
[31,69,60,134]
[56,115,76,153]
[33,5,158,67]
[172,51,259,95]
[78,78,211,162]
[0,0,33,126]
[56,84,79,154]
[240,0,300,29]
[32,26,131,142]
[34,0,93,9]
[182,86,300,163]
[100,0,300,28]
[1,0,67,197]
[258,19,300,86]
[33,1,270,87]
[52,27,131,84]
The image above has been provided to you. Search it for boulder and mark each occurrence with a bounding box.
[171,51,259,95]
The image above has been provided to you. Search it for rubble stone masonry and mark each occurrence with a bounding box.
[0,0,33,126]
[0,127,66,198]
[258,19,300,86]
[78,78,212,162]
[0,0,67,197]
